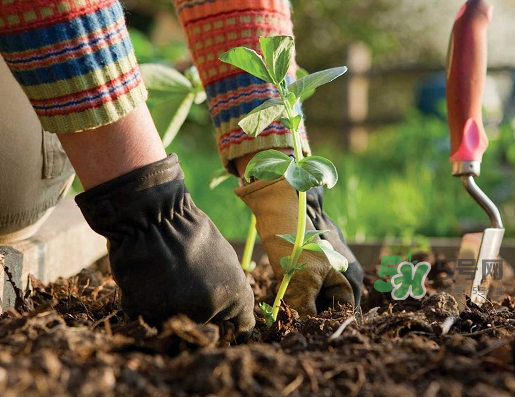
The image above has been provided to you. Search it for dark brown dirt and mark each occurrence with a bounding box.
[1,252,515,397]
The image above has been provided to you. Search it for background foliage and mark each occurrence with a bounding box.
[115,1,515,242]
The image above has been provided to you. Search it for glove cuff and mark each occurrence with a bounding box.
[75,154,185,234]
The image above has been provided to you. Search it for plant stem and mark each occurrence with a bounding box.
[271,271,293,319]
[270,86,308,321]
[241,213,257,272]
[271,190,306,320]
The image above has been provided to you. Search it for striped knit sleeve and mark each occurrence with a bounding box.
[173,0,310,174]
[0,0,147,133]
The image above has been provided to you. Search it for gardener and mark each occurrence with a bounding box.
[0,0,363,341]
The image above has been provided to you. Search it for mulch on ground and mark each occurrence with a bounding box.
[1,251,514,397]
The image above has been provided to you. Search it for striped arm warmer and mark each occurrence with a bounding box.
[174,0,311,174]
[0,0,147,133]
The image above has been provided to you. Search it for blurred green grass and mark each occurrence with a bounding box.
[171,110,515,242]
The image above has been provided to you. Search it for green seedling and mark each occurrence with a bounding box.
[240,213,258,273]
[140,64,206,148]
[220,35,349,326]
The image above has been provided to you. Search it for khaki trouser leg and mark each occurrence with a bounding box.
[0,56,75,243]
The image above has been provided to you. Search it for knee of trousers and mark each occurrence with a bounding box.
[0,55,75,237]
[0,128,75,237]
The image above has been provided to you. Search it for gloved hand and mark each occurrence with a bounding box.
[76,155,255,342]
[235,177,363,316]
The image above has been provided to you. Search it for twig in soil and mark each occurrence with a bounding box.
[282,374,304,397]
[89,310,120,331]
[460,325,505,337]
[408,364,440,381]
[480,356,515,371]
[300,360,319,394]
[354,305,364,325]
[424,381,441,397]
[323,363,363,381]
[328,316,355,341]
[350,365,365,397]
[104,316,113,339]
[362,307,380,323]
[476,337,515,357]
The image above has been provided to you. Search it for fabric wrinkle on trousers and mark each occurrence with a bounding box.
[0,55,75,240]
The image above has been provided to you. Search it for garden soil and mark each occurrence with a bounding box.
[1,251,515,397]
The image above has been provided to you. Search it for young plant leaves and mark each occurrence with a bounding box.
[280,114,301,131]
[295,67,315,102]
[298,156,338,189]
[277,230,329,246]
[219,47,272,83]
[247,97,285,115]
[244,150,293,182]
[284,162,319,192]
[140,63,192,95]
[239,104,285,137]
[303,240,349,272]
[280,256,295,275]
[288,67,347,101]
[259,36,294,85]
[259,302,275,327]
[161,93,195,147]
[303,230,329,244]
[277,234,297,245]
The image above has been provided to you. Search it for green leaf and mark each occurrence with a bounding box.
[298,156,338,189]
[238,105,285,137]
[246,97,284,115]
[183,67,207,104]
[296,67,309,80]
[140,63,192,95]
[277,234,297,245]
[284,162,319,192]
[244,150,293,182]
[303,240,348,272]
[303,242,322,252]
[280,115,301,131]
[161,93,195,148]
[219,47,272,83]
[259,36,294,84]
[209,168,231,189]
[280,117,292,130]
[280,256,292,273]
[303,230,329,245]
[193,87,207,104]
[286,92,297,107]
[288,66,347,100]
[147,93,195,148]
[259,302,275,327]
[290,115,302,130]
[294,263,306,271]
[278,230,329,246]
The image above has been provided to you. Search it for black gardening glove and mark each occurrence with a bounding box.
[76,155,255,341]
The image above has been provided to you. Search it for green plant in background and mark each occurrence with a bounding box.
[220,35,348,326]
[140,64,206,148]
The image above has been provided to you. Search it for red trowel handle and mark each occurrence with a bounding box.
[446,0,492,164]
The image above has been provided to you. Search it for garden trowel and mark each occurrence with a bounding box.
[446,0,504,311]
